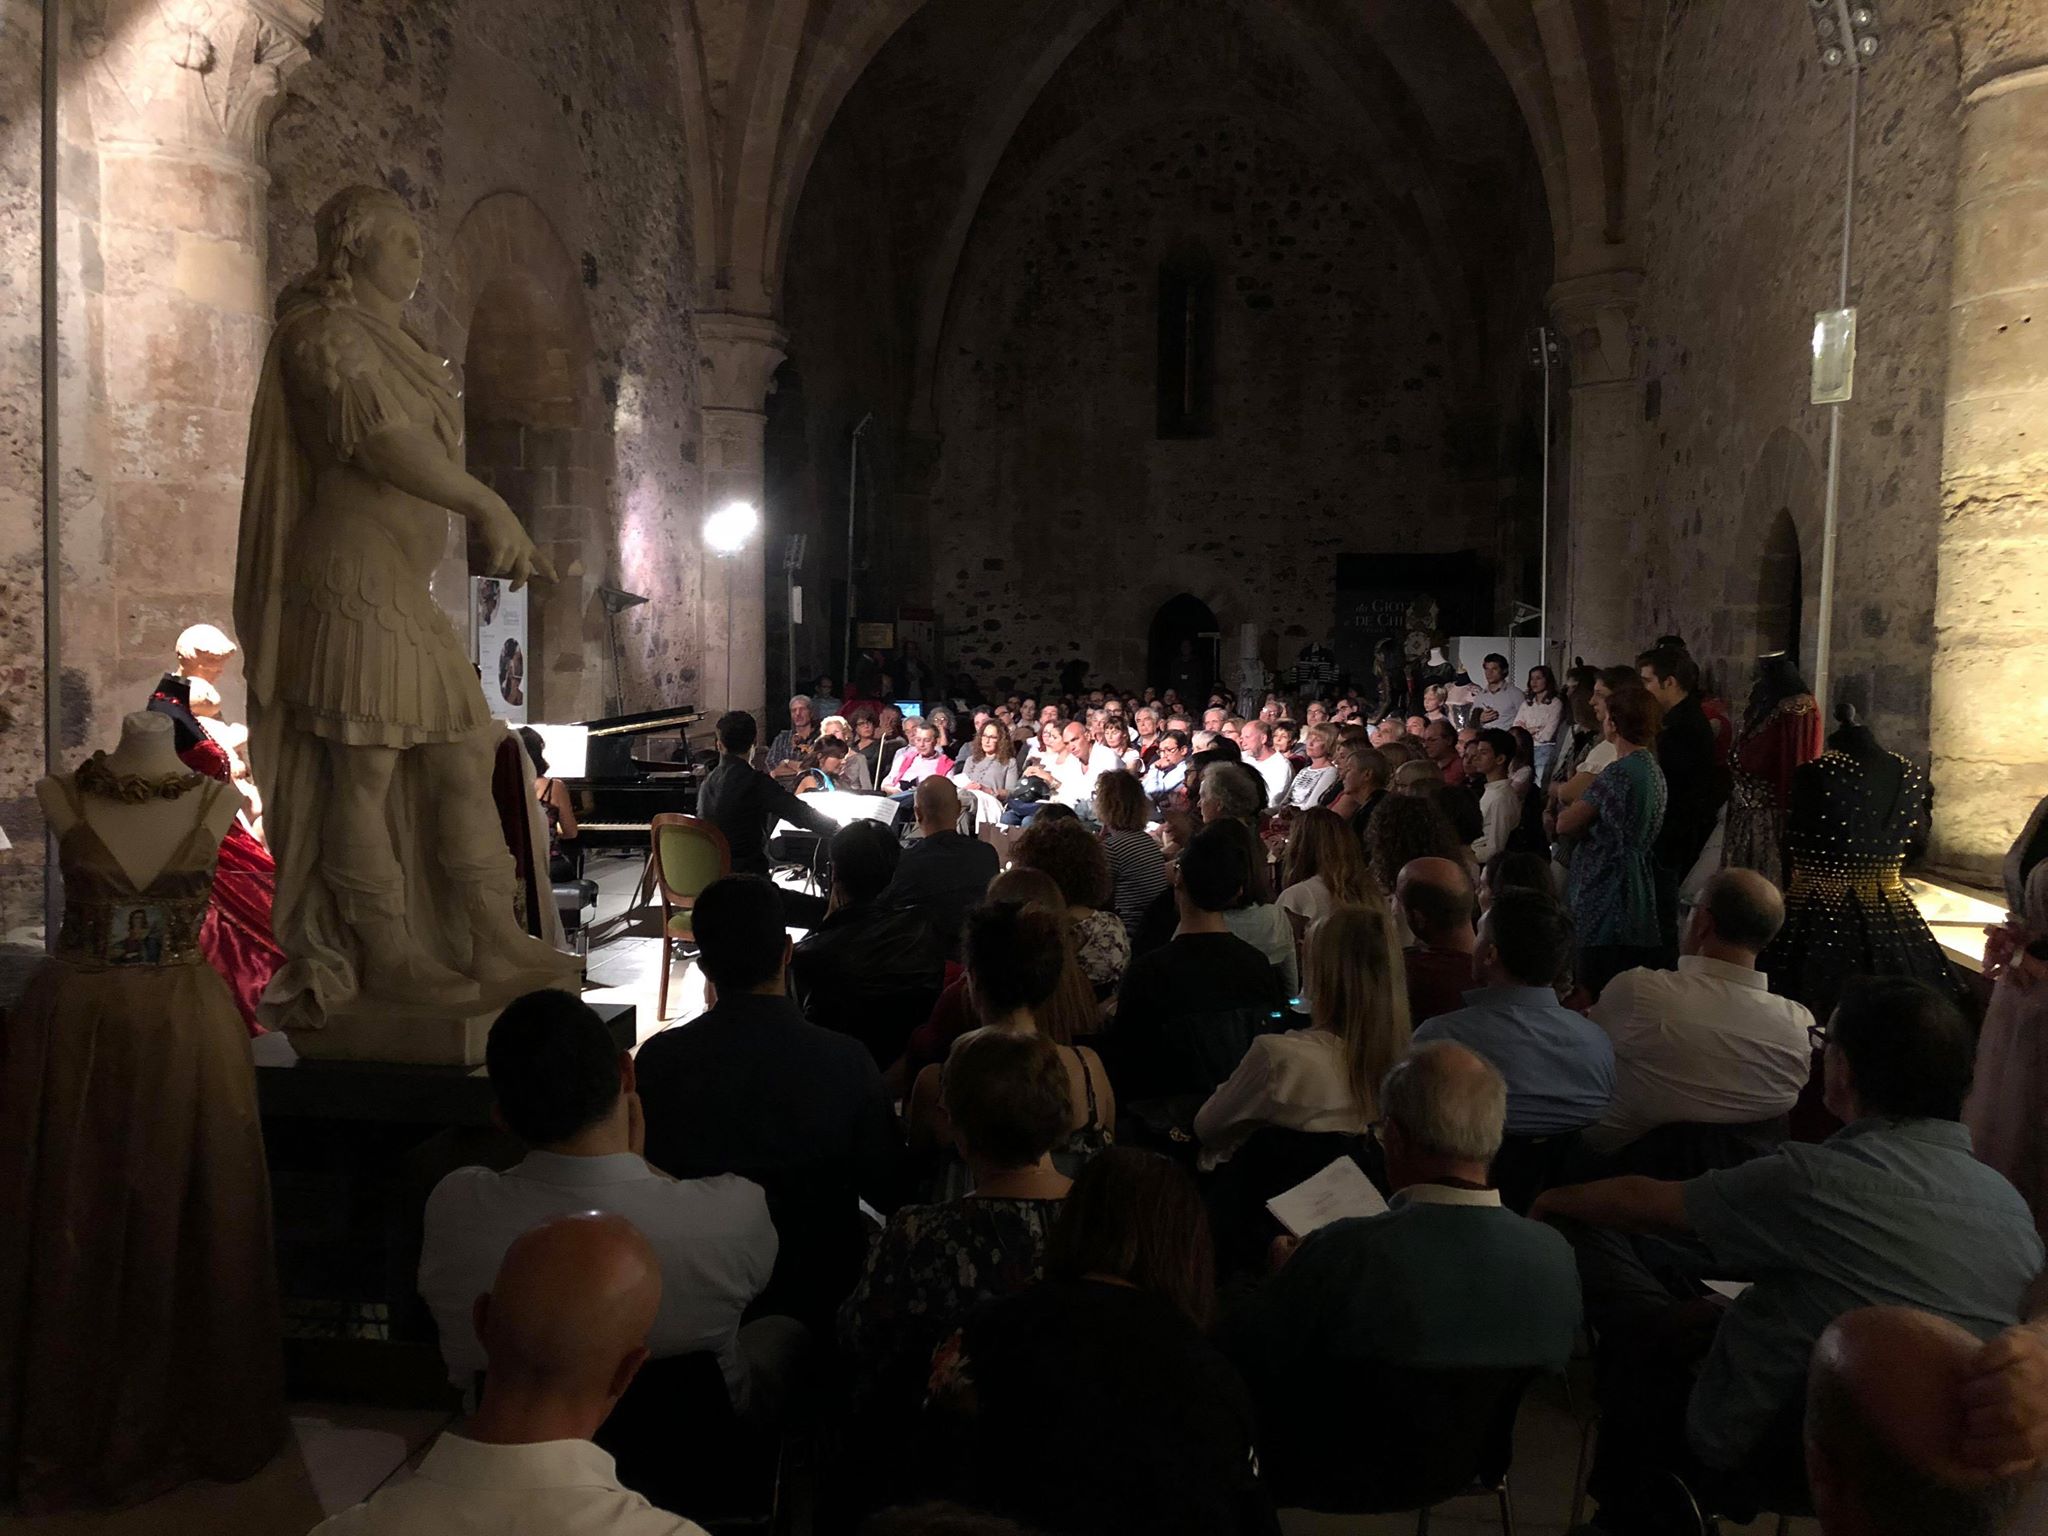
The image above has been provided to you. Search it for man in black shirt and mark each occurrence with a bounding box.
[1108,820,1291,1105]
[696,709,837,927]
[1638,644,1728,960]
[881,778,999,958]
[636,874,900,1325]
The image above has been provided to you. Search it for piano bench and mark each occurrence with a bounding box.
[555,878,600,934]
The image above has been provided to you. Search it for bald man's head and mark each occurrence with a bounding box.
[1807,1308,2026,1536]
[1691,867,1786,955]
[475,1213,661,1406]
[1396,855,1475,941]
[915,774,962,834]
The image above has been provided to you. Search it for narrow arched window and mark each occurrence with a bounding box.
[1157,248,1215,438]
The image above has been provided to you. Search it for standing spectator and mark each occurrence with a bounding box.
[1412,890,1614,1135]
[1640,643,1729,955]
[1514,666,1567,786]
[1557,684,1668,997]
[1464,727,1520,868]
[1471,652,1525,726]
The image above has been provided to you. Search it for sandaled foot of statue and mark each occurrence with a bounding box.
[354,916,482,1007]
[463,884,578,994]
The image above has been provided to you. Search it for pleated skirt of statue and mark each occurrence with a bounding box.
[0,957,286,1511]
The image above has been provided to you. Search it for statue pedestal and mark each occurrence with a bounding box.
[286,998,501,1066]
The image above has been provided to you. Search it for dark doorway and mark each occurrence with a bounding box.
[1757,509,1803,661]
[1148,594,1220,702]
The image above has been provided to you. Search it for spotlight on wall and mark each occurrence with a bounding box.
[703,500,760,556]
[1809,0,1877,68]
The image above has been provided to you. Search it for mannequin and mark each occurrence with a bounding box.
[36,711,238,889]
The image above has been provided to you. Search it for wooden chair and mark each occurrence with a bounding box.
[650,813,731,1020]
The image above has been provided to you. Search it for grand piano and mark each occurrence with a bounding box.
[534,705,706,855]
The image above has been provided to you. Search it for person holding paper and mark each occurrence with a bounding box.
[1193,902,1410,1166]
[1219,1042,1580,1467]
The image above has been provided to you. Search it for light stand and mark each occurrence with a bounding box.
[704,500,760,712]
[1807,0,1880,710]
[596,585,650,716]
[842,413,873,689]
[783,533,807,707]
[1528,325,1562,667]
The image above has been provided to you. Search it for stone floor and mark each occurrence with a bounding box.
[3,854,2031,1534]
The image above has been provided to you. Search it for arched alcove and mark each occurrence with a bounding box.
[1756,508,1804,662]
[1148,593,1221,697]
[445,194,613,722]
[1720,427,1823,683]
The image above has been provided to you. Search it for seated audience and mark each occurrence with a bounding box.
[1411,890,1615,1134]
[838,1031,1072,1422]
[1141,729,1191,802]
[885,719,956,793]
[1365,793,1470,942]
[1093,769,1170,936]
[635,876,899,1322]
[791,820,947,1065]
[1533,977,2046,1532]
[1221,1043,1581,1463]
[696,710,836,922]
[1238,720,1293,806]
[882,778,1000,958]
[1584,868,1814,1154]
[419,991,782,1421]
[1394,855,1478,1024]
[1015,814,1130,1005]
[906,902,1114,1185]
[1282,722,1342,809]
[1274,806,1374,930]
[1199,759,1266,826]
[1422,719,1467,786]
[1806,1308,2035,1536]
[768,693,818,776]
[954,719,1021,806]
[1109,820,1292,1103]
[928,1150,1272,1536]
[316,1214,696,1536]
[1194,902,1409,1163]
[1329,742,1389,832]
[793,734,862,793]
[1207,816,1301,997]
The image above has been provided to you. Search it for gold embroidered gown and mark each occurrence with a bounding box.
[0,778,285,1510]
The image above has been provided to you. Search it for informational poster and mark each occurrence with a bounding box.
[475,576,529,722]
[1331,551,1491,689]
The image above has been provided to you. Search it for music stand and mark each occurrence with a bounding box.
[598,585,650,716]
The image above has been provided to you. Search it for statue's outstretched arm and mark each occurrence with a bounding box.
[354,423,556,589]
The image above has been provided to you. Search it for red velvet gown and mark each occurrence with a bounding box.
[178,739,283,1036]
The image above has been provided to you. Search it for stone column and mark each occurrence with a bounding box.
[696,312,786,718]
[73,0,320,729]
[1547,269,1646,668]
[1928,5,2048,883]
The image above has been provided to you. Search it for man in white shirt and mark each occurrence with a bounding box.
[1470,653,1524,726]
[1583,868,1814,1153]
[1284,722,1342,808]
[419,991,787,1423]
[1464,727,1520,866]
[1057,718,1120,809]
[320,1212,704,1536]
[1239,719,1294,805]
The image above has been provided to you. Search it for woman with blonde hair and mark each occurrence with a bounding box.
[1275,806,1373,928]
[1192,901,1411,1163]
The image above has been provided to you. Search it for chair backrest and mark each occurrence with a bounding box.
[594,1349,777,1522]
[1266,1362,1538,1513]
[652,813,731,906]
[1490,1129,1585,1215]
[1612,1115,1789,1182]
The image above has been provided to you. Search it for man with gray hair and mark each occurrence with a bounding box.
[1584,867,1815,1154]
[1222,1041,1582,1421]
[767,693,817,777]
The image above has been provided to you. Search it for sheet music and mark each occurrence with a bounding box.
[1266,1156,1390,1238]
[771,789,900,837]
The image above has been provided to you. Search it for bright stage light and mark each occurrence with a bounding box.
[703,500,759,555]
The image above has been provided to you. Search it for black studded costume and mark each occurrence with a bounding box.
[1762,721,1963,1023]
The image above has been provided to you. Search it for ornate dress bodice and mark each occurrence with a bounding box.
[54,782,226,970]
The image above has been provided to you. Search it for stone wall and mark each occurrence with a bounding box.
[924,114,1496,692]
[266,0,706,717]
[1629,3,1961,758]
[0,0,45,939]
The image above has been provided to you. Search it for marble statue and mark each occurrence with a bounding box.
[234,184,576,1061]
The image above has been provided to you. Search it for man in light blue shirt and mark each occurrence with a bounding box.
[1533,977,2046,1533]
[1140,729,1190,804]
[1411,889,1614,1135]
